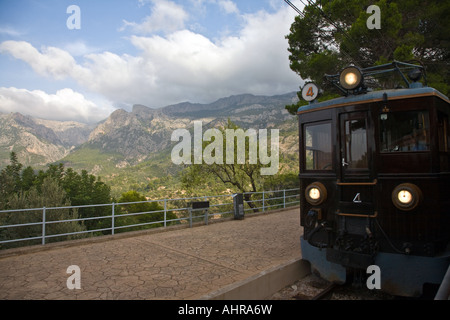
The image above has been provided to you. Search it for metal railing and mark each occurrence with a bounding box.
[0,188,299,249]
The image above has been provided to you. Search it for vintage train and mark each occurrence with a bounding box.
[297,61,450,297]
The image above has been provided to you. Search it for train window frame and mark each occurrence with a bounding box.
[303,121,333,172]
[342,115,369,170]
[438,111,449,153]
[379,110,431,153]
[438,111,449,171]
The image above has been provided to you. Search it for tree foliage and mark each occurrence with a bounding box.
[181,120,265,211]
[181,120,296,211]
[0,152,113,247]
[0,154,112,211]
[0,177,87,248]
[116,190,177,232]
[285,0,450,114]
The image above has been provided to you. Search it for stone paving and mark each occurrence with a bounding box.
[0,208,301,300]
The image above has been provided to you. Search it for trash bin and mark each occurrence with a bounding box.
[232,193,244,220]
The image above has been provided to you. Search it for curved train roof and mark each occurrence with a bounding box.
[297,86,450,114]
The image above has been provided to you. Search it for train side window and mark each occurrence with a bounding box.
[379,111,430,153]
[438,112,449,152]
[438,112,449,171]
[304,122,332,170]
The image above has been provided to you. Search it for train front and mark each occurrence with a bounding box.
[297,62,450,297]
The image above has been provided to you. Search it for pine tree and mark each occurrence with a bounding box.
[285,0,450,114]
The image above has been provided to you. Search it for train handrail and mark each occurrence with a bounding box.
[336,211,378,218]
[336,179,378,186]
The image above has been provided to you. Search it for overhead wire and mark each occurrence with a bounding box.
[284,0,305,17]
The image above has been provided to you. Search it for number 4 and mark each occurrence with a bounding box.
[302,83,319,102]
[306,86,315,97]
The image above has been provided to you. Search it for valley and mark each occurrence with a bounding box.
[0,92,300,199]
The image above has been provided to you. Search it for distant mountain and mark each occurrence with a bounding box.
[34,118,95,147]
[65,92,298,165]
[1,92,299,195]
[162,92,298,126]
[85,105,181,159]
[0,112,93,168]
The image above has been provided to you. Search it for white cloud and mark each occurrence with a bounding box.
[120,0,188,34]
[0,6,300,114]
[0,40,89,80]
[123,7,300,105]
[0,87,113,123]
[63,41,100,57]
[0,26,23,37]
[217,0,239,14]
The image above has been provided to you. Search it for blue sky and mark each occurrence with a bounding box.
[0,0,303,123]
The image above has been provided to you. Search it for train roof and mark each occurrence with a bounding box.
[297,86,450,115]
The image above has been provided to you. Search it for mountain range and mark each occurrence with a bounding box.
[0,92,300,196]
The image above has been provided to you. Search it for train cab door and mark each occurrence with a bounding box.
[337,111,377,216]
[327,110,378,270]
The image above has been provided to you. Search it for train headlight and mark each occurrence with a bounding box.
[392,183,422,211]
[408,68,422,82]
[397,190,413,204]
[340,66,363,90]
[309,188,321,200]
[305,182,327,206]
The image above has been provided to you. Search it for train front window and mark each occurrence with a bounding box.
[344,118,368,169]
[380,111,430,153]
[304,122,332,170]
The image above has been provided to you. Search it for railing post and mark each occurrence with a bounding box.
[283,189,286,208]
[204,196,208,225]
[111,203,115,235]
[262,190,265,212]
[164,199,167,228]
[42,207,46,245]
[189,208,192,228]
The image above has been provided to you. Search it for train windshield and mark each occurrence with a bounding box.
[304,122,332,170]
[379,111,430,152]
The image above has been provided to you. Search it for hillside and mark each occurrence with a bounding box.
[1,92,300,197]
[0,112,92,169]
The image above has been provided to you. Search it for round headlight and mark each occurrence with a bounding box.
[345,73,358,87]
[308,188,321,201]
[397,190,413,204]
[305,182,327,206]
[392,183,422,211]
[340,66,363,90]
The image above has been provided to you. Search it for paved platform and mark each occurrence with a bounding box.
[0,207,303,300]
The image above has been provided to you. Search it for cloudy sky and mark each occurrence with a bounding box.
[0,0,304,123]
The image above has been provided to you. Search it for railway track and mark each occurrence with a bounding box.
[269,273,395,300]
[310,283,338,300]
